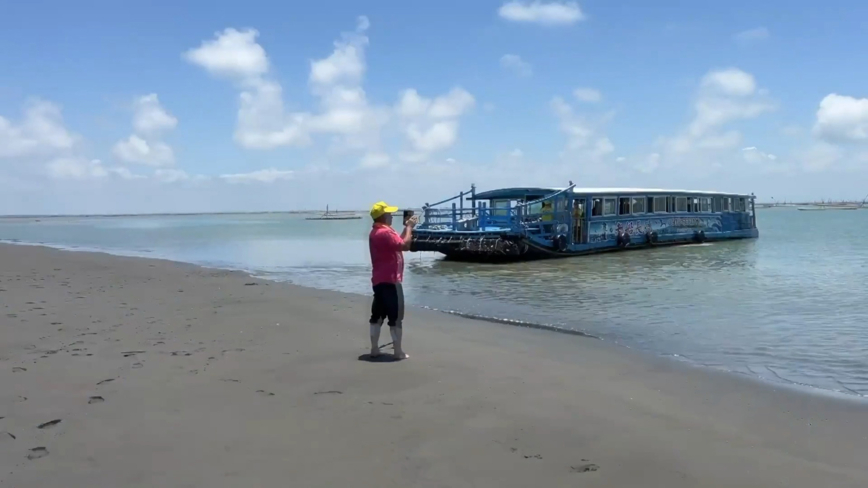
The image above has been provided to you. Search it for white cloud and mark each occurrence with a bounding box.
[0,100,78,159]
[113,135,174,166]
[733,27,770,45]
[112,94,177,169]
[395,88,475,157]
[185,17,476,170]
[573,87,601,103]
[509,148,524,157]
[742,146,779,164]
[498,1,585,26]
[551,97,590,148]
[132,94,177,135]
[0,99,123,182]
[219,168,294,183]
[108,167,147,180]
[550,96,614,161]
[46,158,108,180]
[665,68,773,153]
[627,68,779,178]
[183,28,269,79]
[186,28,305,149]
[500,54,533,77]
[813,94,868,143]
[155,168,191,183]
[234,79,311,148]
[186,17,389,154]
[361,152,390,168]
[700,68,757,97]
[310,18,368,86]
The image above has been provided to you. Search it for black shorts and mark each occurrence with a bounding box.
[369,283,404,327]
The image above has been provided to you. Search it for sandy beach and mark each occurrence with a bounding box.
[1,243,866,487]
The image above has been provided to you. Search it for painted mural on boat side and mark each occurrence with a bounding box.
[588,216,722,243]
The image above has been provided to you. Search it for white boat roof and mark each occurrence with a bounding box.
[565,187,752,196]
[473,186,753,199]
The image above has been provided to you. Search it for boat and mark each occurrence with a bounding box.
[410,184,759,262]
[797,205,857,211]
[305,205,362,221]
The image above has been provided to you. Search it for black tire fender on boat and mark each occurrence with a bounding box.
[553,234,568,252]
[617,231,631,248]
[693,230,707,243]
[645,231,659,245]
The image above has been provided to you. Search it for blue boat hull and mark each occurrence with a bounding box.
[412,228,759,263]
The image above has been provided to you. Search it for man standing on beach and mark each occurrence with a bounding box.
[368,202,416,360]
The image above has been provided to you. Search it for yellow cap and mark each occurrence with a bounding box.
[370,201,399,220]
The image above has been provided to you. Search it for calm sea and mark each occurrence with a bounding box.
[2,209,867,398]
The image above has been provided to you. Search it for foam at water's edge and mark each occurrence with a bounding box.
[418,306,602,340]
[1,238,864,401]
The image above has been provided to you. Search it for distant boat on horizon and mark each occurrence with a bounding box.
[797,205,859,211]
[305,205,362,221]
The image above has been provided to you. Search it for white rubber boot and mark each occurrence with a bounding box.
[370,322,382,357]
[390,326,408,360]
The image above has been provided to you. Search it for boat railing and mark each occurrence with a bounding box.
[420,185,477,230]
[419,183,577,237]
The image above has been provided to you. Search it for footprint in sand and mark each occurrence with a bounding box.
[132,362,143,369]
[37,419,62,429]
[1,431,16,441]
[570,462,599,473]
[12,367,27,372]
[314,390,343,395]
[97,378,115,386]
[27,447,48,460]
[256,390,275,397]
[88,396,105,404]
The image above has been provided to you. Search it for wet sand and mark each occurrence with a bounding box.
[1,243,866,487]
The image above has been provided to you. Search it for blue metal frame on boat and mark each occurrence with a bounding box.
[412,183,759,262]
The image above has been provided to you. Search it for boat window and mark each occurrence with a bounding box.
[591,198,603,216]
[667,196,674,212]
[713,197,722,213]
[652,196,667,213]
[619,197,631,215]
[723,198,731,211]
[603,198,617,216]
[491,199,511,216]
[631,197,646,214]
[676,197,688,212]
[700,197,711,212]
[738,198,747,212]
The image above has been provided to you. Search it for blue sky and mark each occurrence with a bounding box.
[1,0,867,214]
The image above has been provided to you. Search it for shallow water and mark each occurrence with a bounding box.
[2,208,867,397]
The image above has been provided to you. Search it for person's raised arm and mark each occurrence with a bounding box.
[398,216,417,251]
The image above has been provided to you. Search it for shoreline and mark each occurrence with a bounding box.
[1,243,868,486]
[3,239,865,401]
